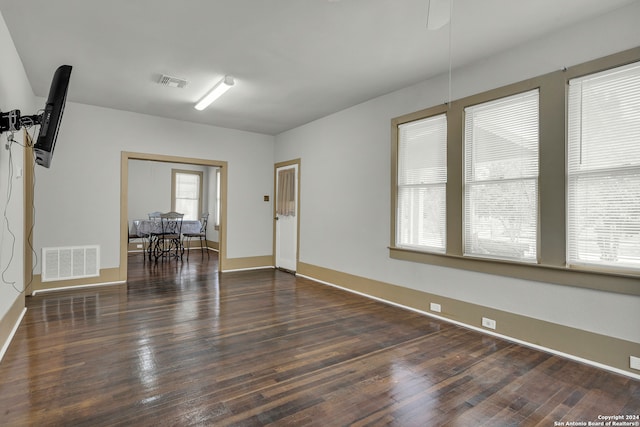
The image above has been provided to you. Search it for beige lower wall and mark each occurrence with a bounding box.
[0,294,25,357]
[31,267,123,293]
[297,262,640,378]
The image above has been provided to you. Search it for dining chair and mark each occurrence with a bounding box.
[154,212,184,261]
[128,220,140,244]
[183,213,209,260]
[144,212,163,261]
[129,219,147,259]
[148,211,162,220]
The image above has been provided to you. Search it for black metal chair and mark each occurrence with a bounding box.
[183,213,209,260]
[153,212,184,261]
[143,212,163,261]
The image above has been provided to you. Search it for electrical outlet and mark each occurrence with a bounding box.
[136,244,143,249]
[482,317,496,330]
[630,356,640,370]
[430,302,441,313]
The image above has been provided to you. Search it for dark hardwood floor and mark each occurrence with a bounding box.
[1,252,638,426]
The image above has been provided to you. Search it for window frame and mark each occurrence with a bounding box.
[396,112,448,253]
[215,168,221,229]
[463,89,540,263]
[567,61,640,272]
[171,169,204,221]
[389,47,640,297]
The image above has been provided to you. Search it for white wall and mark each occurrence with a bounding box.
[33,101,275,271]
[275,2,640,343]
[0,11,33,322]
[128,160,209,219]
[128,160,174,220]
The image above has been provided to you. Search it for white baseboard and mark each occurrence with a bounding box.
[31,280,125,296]
[221,266,274,273]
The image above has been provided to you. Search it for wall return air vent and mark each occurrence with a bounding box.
[42,245,100,282]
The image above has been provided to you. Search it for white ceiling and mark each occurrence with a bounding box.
[0,0,636,135]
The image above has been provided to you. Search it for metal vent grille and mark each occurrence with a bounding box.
[42,246,100,282]
[158,74,188,88]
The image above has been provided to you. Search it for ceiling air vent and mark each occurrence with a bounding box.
[157,74,188,88]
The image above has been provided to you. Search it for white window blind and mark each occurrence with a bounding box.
[215,168,221,227]
[397,114,447,253]
[567,61,640,271]
[174,171,201,221]
[464,90,539,262]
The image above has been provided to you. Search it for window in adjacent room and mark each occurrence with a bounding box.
[172,169,203,221]
[396,113,447,253]
[463,89,539,262]
[567,61,640,272]
[215,168,221,228]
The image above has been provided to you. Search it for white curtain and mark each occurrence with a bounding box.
[277,168,296,216]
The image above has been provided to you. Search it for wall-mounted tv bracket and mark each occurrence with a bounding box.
[0,109,42,134]
[0,109,42,147]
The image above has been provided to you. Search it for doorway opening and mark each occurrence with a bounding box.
[120,152,228,280]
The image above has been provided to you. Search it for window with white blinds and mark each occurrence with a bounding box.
[567,61,640,271]
[215,168,221,227]
[172,170,202,221]
[397,114,447,253]
[464,90,539,262]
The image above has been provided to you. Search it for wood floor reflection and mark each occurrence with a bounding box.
[1,252,638,426]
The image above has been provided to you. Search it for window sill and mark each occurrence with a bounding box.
[389,246,640,296]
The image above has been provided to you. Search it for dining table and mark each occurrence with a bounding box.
[130,219,202,261]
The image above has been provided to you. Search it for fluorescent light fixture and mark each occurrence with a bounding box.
[194,75,235,110]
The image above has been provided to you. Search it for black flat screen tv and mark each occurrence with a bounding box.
[33,65,72,168]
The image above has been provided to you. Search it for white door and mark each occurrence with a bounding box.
[275,164,298,272]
